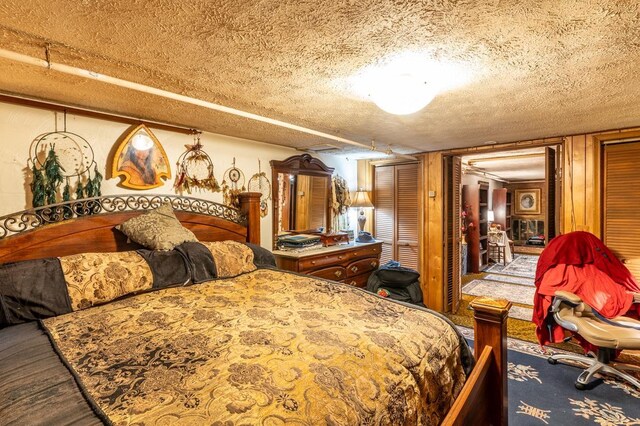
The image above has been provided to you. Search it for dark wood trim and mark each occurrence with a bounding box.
[0,92,194,135]
[239,192,262,244]
[443,297,511,426]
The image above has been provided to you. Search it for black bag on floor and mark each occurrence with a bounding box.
[367,261,423,306]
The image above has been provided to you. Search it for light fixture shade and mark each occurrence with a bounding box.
[487,210,495,222]
[351,190,374,209]
[370,74,436,115]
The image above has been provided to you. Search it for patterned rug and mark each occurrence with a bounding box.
[463,279,536,306]
[459,327,640,425]
[485,274,535,287]
[485,254,539,279]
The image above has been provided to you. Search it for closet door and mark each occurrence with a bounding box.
[395,164,420,270]
[444,156,462,313]
[603,141,640,280]
[374,166,395,264]
[373,163,420,270]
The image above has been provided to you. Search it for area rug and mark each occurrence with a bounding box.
[463,279,536,306]
[460,327,640,425]
[485,273,535,287]
[485,254,539,279]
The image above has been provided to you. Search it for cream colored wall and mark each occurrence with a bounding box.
[0,101,356,248]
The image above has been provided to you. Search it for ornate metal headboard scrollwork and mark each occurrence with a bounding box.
[0,193,262,263]
[0,194,245,239]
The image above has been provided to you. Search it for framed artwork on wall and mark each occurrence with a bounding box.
[112,124,171,190]
[515,188,541,215]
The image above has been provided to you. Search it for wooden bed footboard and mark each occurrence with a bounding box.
[442,297,512,426]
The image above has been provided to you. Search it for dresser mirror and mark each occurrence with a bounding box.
[270,154,334,248]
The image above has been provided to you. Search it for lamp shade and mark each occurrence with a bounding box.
[487,210,495,222]
[351,190,374,209]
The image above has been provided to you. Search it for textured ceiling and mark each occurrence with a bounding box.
[1,1,640,153]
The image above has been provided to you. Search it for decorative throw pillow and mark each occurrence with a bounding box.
[116,202,198,250]
[200,241,257,277]
[59,251,153,311]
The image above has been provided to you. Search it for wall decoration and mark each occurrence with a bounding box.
[515,188,541,215]
[112,124,170,190]
[221,158,246,209]
[247,160,271,217]
[331,175,351,230]
[28,114,102,208]
[174,132,221,194]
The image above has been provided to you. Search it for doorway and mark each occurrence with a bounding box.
[443,146,562,324]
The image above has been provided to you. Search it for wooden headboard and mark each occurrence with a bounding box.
[0,192,261,263]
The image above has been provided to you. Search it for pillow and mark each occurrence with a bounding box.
[59,251,153,311]
[0,258,72,328]
[116,202,198,250]
[200,241,257,278]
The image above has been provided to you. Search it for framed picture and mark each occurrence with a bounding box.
[515,189,541,215]
[112,124,171,190]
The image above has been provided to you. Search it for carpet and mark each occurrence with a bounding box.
[485,254,539,278]
[460,327,640,425]
[463,279,536,306]
[485,273,535,287]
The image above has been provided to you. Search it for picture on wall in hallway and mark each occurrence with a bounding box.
[515,188,541,215]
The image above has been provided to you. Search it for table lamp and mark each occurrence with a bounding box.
[351,190,374,241]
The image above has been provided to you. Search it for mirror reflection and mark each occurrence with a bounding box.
[277,173,329,233]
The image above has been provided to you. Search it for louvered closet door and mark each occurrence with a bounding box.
[603,141,640,280]
[395,164,420,270]
[374,166,395,264]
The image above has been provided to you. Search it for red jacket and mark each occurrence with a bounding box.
[533,231,640,349]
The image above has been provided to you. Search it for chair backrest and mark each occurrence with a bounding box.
[488,231,502,244]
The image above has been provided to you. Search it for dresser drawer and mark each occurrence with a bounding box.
[348,244,381,260]
[346,258,379,277]
[299,252,349,271]
[342,272,370,288]
[308,266,348,281]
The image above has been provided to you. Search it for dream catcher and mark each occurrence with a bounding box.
[247,160,272,217]
[28,111,102,208]
[332,175,352,230]
[221,158,246,209]
[174,132,220,194]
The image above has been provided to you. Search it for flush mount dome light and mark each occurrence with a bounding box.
[370,73,436,115]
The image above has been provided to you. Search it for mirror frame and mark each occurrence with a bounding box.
[270,154,334,248]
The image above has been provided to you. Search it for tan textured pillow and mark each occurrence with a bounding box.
[116,202,198,250]
[59,251,153,311]
[200,240,257,277]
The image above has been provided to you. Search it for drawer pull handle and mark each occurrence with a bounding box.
[370,261,377,268]
[338,256,344,260]
[350,281,356,285]
[350,266,358,273]
[334,270,343,278]
[353,252,358,256]
[311,260,316,265]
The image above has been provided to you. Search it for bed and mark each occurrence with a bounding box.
[0,193,510,425]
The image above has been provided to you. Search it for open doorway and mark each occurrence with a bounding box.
[444,145,562,328]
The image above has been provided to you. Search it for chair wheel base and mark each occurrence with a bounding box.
[575,381,586,390]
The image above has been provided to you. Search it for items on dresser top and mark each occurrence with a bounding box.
[273,241,382,287]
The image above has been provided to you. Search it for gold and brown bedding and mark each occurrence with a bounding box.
[43,269,468,425]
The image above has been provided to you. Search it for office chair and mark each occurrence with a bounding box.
[547,291,640,390]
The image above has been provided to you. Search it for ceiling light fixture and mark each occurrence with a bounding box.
[349,51,474,116]
[370,73,436,115]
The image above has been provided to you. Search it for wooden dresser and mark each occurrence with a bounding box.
[273,241,382,287]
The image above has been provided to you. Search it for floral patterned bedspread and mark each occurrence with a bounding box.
[43,269,467,425]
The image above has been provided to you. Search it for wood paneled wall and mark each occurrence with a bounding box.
[419,126,640,312]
